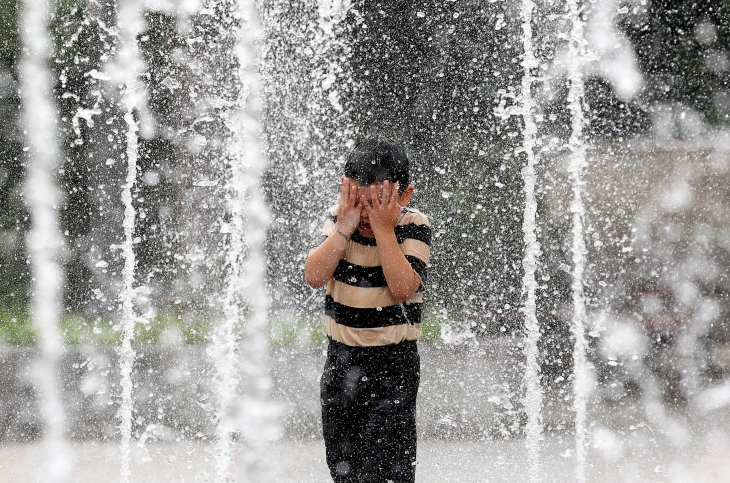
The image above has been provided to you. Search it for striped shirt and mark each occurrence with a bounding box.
[318,205,431,347]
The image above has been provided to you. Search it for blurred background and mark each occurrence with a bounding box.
[1,0,730,480]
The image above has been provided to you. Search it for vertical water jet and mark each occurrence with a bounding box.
[566,1,589,482]
[19,0,71,480]
[518,0,543,480]
[236,1,277,477]
[209,22,245,482]
[115,0,151,480]
[212,0,277,480]
[203,1,246,480]
[210,176,243,479]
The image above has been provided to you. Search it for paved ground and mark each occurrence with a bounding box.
[1,431,729,483]
[2,344,730,482]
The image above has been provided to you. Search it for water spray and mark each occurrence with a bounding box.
[518,0,543,480]
[209,1,277,481]
[234,2,278,478]
[115,0,152,480]
[19,0,71,480]
[566,1,590,482]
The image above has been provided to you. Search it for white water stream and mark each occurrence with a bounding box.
[209,1,276,481]
[518,0,543,481]
[19,0,71,481]
[13,1,597,481]
[114,0,151,480]
[566,1,590,482]
[210,0,246,475]
[231,2,277,480]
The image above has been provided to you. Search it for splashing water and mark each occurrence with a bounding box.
[232,0,278,481]
[214,1,278,481]
[209,0,247,476]
[566,1,590,482]
[115,0,152,480]
[19,0,71,481]
[8,1,630,481]
[234,1,278,479]
[518,0,543,480]
[210,163,243,479]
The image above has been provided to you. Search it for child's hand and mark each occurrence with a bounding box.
[337,177,361,237]
[362,180,401,238]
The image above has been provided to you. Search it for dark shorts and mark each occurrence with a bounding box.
[321,338,420,483]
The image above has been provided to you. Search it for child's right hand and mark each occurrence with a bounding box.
[337,177,361,237]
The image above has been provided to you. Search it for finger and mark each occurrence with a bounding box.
[361,194,372,212]
[380,180,388,205]
[344,178,356,207]
[383,180,394,205]
[391,182,400,208]
[370,185,380,209]
[349,183,358,208]
[339,178,349,206]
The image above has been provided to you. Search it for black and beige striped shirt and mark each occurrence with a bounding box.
[317,205,431,347]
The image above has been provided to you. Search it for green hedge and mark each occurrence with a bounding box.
[0,307,444,347]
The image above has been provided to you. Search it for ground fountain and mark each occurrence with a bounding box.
[115,0,150,479]
[4,0,730,482]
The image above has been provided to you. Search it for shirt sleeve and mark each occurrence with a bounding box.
[399,212,431,261]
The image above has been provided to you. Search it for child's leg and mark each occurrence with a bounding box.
[358,342,420,483]
[321,339,420,483]
[321,339,366,482]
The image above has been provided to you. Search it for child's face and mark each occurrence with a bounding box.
[350,179,413,237]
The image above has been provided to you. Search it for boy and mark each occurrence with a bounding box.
[304,137,431,483]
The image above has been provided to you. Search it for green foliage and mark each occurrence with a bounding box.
[0,308,35,345]
[0,305,448,347]
[267,313,327,346]
[0,309,212,346]
[419,311,442,343]
[133,312,211,345]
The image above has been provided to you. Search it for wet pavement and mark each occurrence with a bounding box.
[1,429,729,483]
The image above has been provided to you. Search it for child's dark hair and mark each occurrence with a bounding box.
[344,137,410,194]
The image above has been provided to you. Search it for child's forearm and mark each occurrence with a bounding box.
[304,231,349,289]
[376,232,421,302]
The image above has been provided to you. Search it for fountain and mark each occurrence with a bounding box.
[19,0,71,481]
[565,1,589,481]
[4,0,730,482]
[517,0,543,480]
[114,0,149,480]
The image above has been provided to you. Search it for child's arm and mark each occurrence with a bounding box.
[363,181,422,302]
[304,178,361,289]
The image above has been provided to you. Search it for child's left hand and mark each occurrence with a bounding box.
[361,180,401,238]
